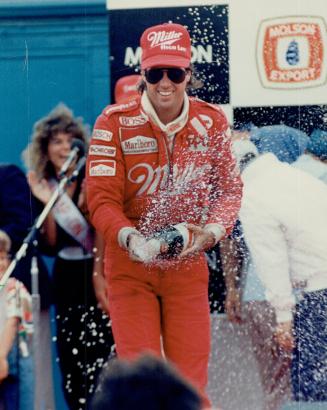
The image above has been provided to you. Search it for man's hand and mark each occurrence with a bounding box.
[179,224,216,258]
[274,321,294,353]
[0,357,8,382]
[225,288,243,324]
[127,233,149,262]
[93,272,110,315]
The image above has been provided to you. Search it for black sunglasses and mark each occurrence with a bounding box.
[144,68,189,84]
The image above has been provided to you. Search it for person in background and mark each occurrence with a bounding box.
[224,140,292,410]
[92,354,202,410]
[248,124,309,163]
[86,22,242,408]
[23,103,114,409]
[0,231,34,410]
[293,128,327,183]
[114,74,141,104]
[224,126,309,409]
[233,140,327,403]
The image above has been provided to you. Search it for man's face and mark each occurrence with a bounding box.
[0,251,9,277]
[142,67,191,120]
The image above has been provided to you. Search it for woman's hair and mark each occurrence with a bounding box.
[137,65,203,94]
[22,103,89,179]
[0,230,11,253]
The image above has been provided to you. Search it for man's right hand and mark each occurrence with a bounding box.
[127,233,148,262]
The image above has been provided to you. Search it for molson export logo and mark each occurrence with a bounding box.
[257,16,327,89]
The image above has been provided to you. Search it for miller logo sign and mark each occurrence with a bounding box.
[257,16,327,89]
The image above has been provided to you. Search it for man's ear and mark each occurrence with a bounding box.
[186,70,192,83]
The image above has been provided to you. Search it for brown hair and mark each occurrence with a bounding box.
[0,231,11,253]
[22,103,89,179]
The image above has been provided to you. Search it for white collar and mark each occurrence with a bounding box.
[141,92,189,135]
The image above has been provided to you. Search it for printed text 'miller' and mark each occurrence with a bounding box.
[147,30,182,47]
[269,23,317,38]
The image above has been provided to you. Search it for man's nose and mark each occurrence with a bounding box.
[160,71,171,84]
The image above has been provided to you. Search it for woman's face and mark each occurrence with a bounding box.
[47,132,73,174]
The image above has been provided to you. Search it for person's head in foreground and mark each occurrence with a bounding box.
[92,354,202,410]
[139,22,201,124]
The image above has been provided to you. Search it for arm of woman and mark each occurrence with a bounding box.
[92,232,110,315]
[27,170,58,247]
[0,317,19,382]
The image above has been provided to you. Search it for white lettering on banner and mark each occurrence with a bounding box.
[257,17,327,89]
[89,160,116,176]
[270,68,316,81]
[119,115,148,127]
[128,163,211,196]
[191,45,213,64]
[93,129,113,142]
[268,24,316,38]
[89,145,116,157]
[147,30,182,48]
[121,136,158,154]
[124,45,213,66]
[124,47,142,66]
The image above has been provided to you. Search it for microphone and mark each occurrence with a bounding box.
[58,139,85,178]
[69,156,87,183]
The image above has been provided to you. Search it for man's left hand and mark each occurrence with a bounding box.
[179,224,216,258]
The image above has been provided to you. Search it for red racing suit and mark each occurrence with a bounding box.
[87,96,242,242]
[86,95,242,405]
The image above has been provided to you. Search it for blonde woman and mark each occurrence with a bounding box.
[23,104,113,409]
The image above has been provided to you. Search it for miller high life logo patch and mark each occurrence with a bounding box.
[257,16,327,89]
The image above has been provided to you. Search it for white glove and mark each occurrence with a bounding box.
[127,234,161,263]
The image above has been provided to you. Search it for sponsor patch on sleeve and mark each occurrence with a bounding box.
[89,144,116,157]
[92,129,113,142]
[89,160,116,176]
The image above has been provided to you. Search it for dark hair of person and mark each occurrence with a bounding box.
[92,354,202,410]
[22,103,89,179]
[239,152,257,172]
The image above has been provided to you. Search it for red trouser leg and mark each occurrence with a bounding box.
[106,249,211,407]
[107,270,162,358]
[160,261,211,408]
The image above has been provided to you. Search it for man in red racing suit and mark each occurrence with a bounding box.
[86,22,242,408]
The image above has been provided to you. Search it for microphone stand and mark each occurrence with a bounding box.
[0,154,86,289]
[0,173,70,288]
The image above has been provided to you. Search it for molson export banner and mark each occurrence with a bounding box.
[257,17,327,89]
[229,0,327,107]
